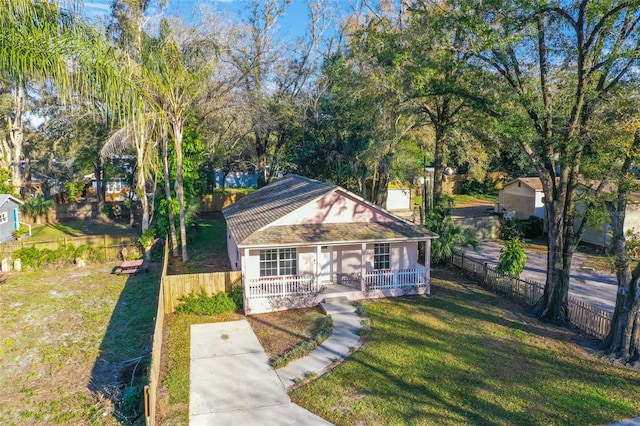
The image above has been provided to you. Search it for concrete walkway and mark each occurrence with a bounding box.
[189,320,332,425]
[276,301,364,389]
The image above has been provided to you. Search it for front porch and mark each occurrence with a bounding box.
[244,267,429,314]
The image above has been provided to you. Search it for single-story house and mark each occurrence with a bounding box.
[577,181,640,250]
[223,174,438,315]
[498,177,545,220]
[0,195,24,243]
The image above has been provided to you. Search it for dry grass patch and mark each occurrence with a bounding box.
[0,262,160,425]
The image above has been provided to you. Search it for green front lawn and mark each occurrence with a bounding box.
[291,268,640,425]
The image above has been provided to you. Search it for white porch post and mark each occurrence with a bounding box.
[360,243,367,292]
[315,245,321,288]
[242,248,250,313]
[424,240,430,284]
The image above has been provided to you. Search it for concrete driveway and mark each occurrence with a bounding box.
[189,321,332,425]
[459,241,618,312]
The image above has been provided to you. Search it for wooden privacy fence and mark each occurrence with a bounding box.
[0,235,140,261]
[162,271,243,314]
[145,239,243,424]
[452,249,613,340]
[144,240,168,426]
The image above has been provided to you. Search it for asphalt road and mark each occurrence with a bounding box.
[459,241,618,313]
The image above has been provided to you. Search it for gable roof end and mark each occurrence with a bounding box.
[0,194,24,208]
[222,174,336,245]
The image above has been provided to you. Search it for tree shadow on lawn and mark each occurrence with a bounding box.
[89,266,160,423]
[327,278,640,425]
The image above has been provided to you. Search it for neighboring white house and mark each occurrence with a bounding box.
[498,178,546,220]
[222,174,438,315]
[386,188,412,211]
[577,182,640,250]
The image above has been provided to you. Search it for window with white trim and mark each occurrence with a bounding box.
[374,243,390,270]
[0,212,7,224]
[259,248,297,277]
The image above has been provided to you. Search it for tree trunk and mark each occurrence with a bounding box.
[255,132,269,187]
[374,159,389,208]
[173,121,188,262]
[432,123,446,206]
[537,175,577,324]
[603,186,640,362]
[135,129,150,233]
[162,135,179,257]
[9,84,25,195]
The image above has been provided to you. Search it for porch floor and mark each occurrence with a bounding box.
[321,283,361,294]
[317,283,365,304]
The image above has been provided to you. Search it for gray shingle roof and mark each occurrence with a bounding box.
[223,174,438,248]
[241,222,438,248]
[222,174,336,246]
[0,194,23,208]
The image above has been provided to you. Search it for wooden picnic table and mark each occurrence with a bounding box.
[114,259,145,275]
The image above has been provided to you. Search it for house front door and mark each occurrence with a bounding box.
[318,246,332,283]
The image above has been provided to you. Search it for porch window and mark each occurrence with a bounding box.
[259,248,297,277]
[374,243,390,270]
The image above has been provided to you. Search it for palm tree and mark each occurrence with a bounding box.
[0,0,137,194]
[21,195,55,225]
[140,21,216,262]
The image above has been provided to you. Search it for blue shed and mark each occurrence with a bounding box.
[0,195,24,243]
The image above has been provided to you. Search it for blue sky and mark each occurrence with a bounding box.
[82,0,322,39]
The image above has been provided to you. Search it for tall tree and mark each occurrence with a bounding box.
[0,0,128,195]
[230,0,329,185]
[140,19,216,261]
[401,2,494,205]
[603,132,640,362]
[454,0,640,322]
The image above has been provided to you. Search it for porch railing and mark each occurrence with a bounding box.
[247,275,316,299]
[365,267,427,290]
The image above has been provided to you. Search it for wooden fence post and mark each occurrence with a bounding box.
[483,262,488,284]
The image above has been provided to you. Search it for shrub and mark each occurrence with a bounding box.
[426,198,478,266]
[176,289,238,315]
[64,181,84,203]
[13,246,41,269]
[228,285,244,310]
[501,218,523,240]
[138,227,156,252]
[13,243,106,270]
[520,216,543,238]
[353,301,366,316]
[357,318,372,336]
[311,316,333,341]
[496,238,527,277]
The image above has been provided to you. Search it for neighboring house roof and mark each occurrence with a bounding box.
[503,177,544,192]
[578,180,640,203]
[0,194,24,208]
[223,174,437,248]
